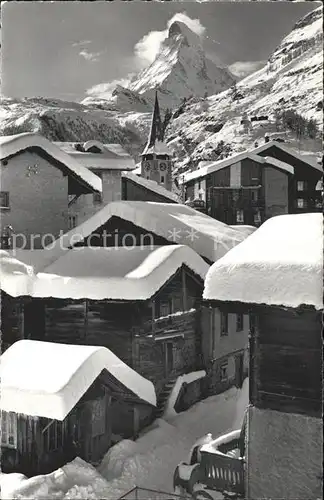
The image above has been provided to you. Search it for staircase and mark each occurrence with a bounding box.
[155,377,177,418]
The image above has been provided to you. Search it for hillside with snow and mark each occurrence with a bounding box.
[0,6,322,172]
[166,5,323,174]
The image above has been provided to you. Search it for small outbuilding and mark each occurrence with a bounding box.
[0,340,156,477]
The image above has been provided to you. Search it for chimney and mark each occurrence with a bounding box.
[264,133,270,143]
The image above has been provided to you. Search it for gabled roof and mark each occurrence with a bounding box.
[183,141,322,183]
[204,213,323,310]
[0,340,156,420]
[42,201,256,263]
[33,245,209,301]
[122,171,179,202]
[1,245,208,301]
[54,140,136,171]
[0,133,102,192]
[252,141,323,171]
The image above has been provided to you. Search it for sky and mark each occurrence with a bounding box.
[1,1,318,102]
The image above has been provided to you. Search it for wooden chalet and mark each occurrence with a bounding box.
[203,212,323,499]
[1,245,209,405]
[0,340,156,477]
[183,141,322,226]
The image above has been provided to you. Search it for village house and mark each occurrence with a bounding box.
[200,299,249,397]
[40,200,256,266]
[0,245,210,410]
[0,133,102,249]
[0,339,156,477]
[183,140,322,226]
[202,212,322,499]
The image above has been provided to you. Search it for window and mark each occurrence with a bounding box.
[297,181,307,191]
[68,215,78,229]
[160,298,172,317]
[236,313,244,332]
[43,420,64,451]
[220,362,228,382]
[1,411,18,448]
[91,399,106,437]
[254,211,261,224]
[220,312,228,336]
[0,192,10,209]
[232,190,239,203]
[251,190,258,201]
[146,173,150,180]
[93,192,103,204]
[236,210,244,223]
[297,198,307,209]
[160,174,165,184]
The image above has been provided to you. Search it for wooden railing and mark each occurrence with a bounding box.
[199,431,245,496]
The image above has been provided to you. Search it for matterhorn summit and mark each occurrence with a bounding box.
[127,21,235,109]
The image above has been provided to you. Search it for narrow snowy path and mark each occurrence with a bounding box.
[0,380,248,500]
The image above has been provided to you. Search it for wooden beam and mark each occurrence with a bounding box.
[133,406,140,440]
[181,267,187,312]
[151,300,156,335]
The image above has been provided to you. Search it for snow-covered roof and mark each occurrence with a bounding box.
[141,140,172,157]
[0,340,156,420]
[32,245,209,301]
[204,213,323,310]
[0,133,102,192]
[54,141,135,171]
[122,171,179,202]
[2,246,208,300]
[45,201,256,263]
[0,250,34,297]
[183,150,295,183]
[184,141,322,183]
[253,141,323,171]
[54,141,130,158]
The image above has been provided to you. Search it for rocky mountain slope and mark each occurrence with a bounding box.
[165,4,323,175]
[0,6,322,175]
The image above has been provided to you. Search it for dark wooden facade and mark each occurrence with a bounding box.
[1,372,153,477]
[73,216,172,249]
[122,176,176,204]
[185,148,322,226]
[2,266,204,399]
[249,304,322,417]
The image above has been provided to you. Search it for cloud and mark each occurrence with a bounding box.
[79,49,103,63]
[72,40,92,48]
[229,60,266,78]
[134,12,206,67]
[86,74,136,98]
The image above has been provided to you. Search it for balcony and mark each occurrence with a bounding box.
[200,430,245,496]
[174,430,245,498]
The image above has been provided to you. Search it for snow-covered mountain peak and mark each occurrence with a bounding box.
[125,21,234,109]
[167,20,202,49]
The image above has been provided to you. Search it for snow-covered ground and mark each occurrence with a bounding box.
[0,379,248,500]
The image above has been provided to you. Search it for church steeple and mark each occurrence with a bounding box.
[147,91,163,148]
[140,90,173,192]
